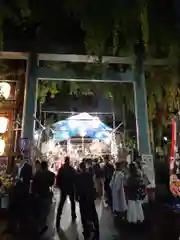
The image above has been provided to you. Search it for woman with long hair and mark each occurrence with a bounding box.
[126,162,145,224]
[110,162,127,218]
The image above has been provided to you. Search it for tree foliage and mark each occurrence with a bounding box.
[38,81,58,103]
[146,66,180,147]
[62,0,144,55]
[1,0,178,56]
[0,0,30,48]
[1,0,180,150]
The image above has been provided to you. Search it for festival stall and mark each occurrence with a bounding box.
[38,112,117,173]
[53,112,114,155]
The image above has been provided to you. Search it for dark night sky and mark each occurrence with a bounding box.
[3,4,86,53]
[2,1,180,53]
[2,1,178,136]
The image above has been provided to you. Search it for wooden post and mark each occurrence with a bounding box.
[21,53,38,141]
[133,37,151,155]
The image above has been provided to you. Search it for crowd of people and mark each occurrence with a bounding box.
[2,153,150,240]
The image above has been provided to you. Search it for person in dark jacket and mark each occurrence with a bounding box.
[93,159,103,197]
[76,161,99,240]
[4,157,33,234]
[102,155,114,207]
[86,158,94,175]
[18,158,33,225]
[56,156,77,229]
[32,161,55,198]
[34,160,41,174]
[32,161,55,234]
[19,158,33,195]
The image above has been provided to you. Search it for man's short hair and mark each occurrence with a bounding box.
[35,160,41,165]
[104,155,109,161]
[41,161,48,170]
[64,156,70,164]
[79,161,86,172]
[115,161,124,169]
[94,158,98,163]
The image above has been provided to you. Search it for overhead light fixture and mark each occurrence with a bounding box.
[34,131,39,141]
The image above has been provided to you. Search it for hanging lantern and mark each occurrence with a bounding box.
[0,117,8,134]
[0,139,5,155]
[0,82,11,99]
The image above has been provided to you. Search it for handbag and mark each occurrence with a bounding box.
[136,184,147,200]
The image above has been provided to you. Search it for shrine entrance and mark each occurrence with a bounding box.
[21,53,151,155]
[0,52,151,155]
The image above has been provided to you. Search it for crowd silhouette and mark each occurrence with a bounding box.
[2,153,150,240]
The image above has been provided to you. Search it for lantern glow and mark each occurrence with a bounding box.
[0,139,5,155]
[0,117,8,134]
[0,82,11,99]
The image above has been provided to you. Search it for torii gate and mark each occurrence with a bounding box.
[0,51,169,155]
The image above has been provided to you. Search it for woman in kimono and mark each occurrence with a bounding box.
[110,162,127,218]
[126,162,145,224]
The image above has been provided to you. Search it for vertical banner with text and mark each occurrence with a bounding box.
[142,154,155,188]
[19,138,31,161]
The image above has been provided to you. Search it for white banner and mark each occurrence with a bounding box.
[142,154,155,188]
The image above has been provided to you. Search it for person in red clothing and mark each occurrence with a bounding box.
[54,157,64,174]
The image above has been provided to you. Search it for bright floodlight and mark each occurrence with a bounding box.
[68,112,94,121]
[163,136,168,141]
[92,117,101,128]
[34,131,39,140]
[68,112,101,129]
[68,119,78,129]
[104,137,111,145]
[80,130,86,137]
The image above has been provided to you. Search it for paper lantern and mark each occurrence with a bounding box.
[0,117,8,134]
[0,82,11,99]
[0,139,5,155]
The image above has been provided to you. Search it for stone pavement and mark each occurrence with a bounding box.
[51,190,119,240]
[1,192,177,240]
[0,191,119,240]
